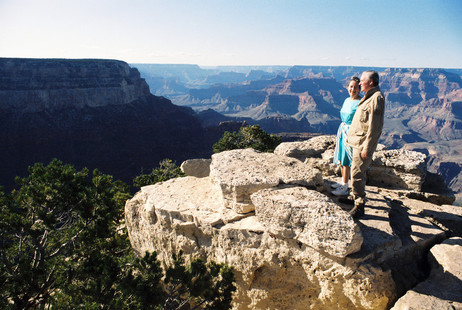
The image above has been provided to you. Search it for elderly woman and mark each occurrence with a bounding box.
[331,76,361,196]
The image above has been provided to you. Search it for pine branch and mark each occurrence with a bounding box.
[48,228,84,259]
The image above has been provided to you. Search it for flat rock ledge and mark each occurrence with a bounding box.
[209,148,323,213]
[251,186,363,258]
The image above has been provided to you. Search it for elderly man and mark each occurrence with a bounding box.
[345,70,385,218]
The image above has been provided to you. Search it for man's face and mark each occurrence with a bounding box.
[360,73,373,93]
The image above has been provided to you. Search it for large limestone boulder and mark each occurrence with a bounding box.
[180,158,211,178]
[125,177,398,309]
[251,186,363,258]
[368,149,427,191]
[125,143,459,309]
[391,237,462,310]
[209,148,323,213]
[125,178,450,309]
[274,135,336,161]
[125,176,247,255]
[126,177,214,255]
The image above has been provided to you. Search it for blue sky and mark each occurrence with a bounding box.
[1,0,461,68]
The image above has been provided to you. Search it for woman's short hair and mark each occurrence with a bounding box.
[351,76,360,83]
[347,76,360,87]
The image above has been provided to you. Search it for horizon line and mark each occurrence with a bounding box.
[1,57,461,70]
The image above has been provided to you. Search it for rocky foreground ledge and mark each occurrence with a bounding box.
[125,135,462,310]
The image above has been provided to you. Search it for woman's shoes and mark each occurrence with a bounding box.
[332,184,349,196]
[331,181,345,189]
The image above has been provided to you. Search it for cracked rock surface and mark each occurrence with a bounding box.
[391,237,462,310]
[125,136,461,309]
[251,186,363,258]
[209,148,323,213]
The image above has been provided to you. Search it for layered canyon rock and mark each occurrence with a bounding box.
[136,64,462,202]
[381,68,462,143]
[0,58,213,188]
[125,136,459,309]
[0,58,150,111]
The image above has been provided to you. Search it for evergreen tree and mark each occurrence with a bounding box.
[0,159,235,309]
[133,159,185,188]
[213,125,281,153]
[163,252,235,310]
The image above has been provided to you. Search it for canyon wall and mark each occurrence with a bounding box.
[0,58,212,189]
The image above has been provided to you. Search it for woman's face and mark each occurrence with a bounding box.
[348,80,360,98]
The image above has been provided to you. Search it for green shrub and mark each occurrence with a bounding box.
[213,125,281,153]
[133,159,185,188]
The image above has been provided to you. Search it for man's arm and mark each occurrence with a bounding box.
[361,94,385,159]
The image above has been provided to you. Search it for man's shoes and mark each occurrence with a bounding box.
[349,204,365,219]
[338,197,354,205]
[332,184,349,196]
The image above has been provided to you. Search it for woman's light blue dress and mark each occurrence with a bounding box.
[333,97,360,166]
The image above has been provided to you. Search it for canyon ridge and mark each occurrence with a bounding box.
[133,64,462,203]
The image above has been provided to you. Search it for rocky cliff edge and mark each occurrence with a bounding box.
[0,58,150,112]
[125,135,462,310]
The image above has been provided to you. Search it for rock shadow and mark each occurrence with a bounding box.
[410,272,462,303]
[420,209,462,238]
[388,199,414,246]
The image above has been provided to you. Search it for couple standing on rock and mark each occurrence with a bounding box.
[331,70,385,218]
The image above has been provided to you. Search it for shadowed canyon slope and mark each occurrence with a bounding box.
[0,58,216,189]
[133,64,462,202]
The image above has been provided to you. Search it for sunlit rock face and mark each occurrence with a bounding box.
[126,136,460,309]
[369,149,427,191]
[209,148,324,214]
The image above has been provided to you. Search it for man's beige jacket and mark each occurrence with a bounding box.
[346,86,385,154]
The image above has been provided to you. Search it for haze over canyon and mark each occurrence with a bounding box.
[133,63,462,202]
[0,58,461,202]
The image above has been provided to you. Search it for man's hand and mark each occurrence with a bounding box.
[360,150,369,160]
